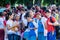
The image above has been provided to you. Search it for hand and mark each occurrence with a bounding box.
[34,28,37,30]
[53,23,60,26]
[53,23,57,26]
[52,31,54,35]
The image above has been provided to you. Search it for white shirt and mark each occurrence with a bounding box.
[14,21,20,35]
[33,18,38,28]
[22,13,27,26]
[6,20,15,34]
[18,12,27,26]
[33,18,38,37]
[41,17,47,36]
[0,17,4,29]
[18,11,21,16]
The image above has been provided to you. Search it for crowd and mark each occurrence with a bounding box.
[0,4,60,40]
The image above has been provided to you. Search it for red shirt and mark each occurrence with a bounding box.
[46,17,56,32]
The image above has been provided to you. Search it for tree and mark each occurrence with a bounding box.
[35,0,42,6]
[0,0,60,7]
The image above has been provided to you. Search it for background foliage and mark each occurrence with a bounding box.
[0,0,60,7]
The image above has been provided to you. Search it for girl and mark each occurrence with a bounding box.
[34,12,45,40]
[37,13,45,40]
[45,10,60,40]
[6,12,20,40]
[24,12,36,40]
[14,14,21,40]
[0,12,5,40]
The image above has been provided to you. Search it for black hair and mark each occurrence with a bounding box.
[41,7,47,11]
[6,12,12,20]
[24,12,31,19]
[20,8,25,11]
[3,10,7,12]
[45,10,50,13]
[32,7,35,10]
[0,12,3,17]
[25,9,28,11]
[52,9,55,12]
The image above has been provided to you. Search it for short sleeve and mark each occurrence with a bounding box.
[6,21,10,26]
[6,21,9,25]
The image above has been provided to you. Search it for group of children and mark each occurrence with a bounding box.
[0,4,60,40]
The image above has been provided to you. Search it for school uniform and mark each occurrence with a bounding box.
[7,20,21,40]
[41,17,47,40]
[20,13,27,33]
[14,21,21,40]
[38,19,45,40]
[46,17,56,40]
[28,22,36,40]
[33,18,38,37]
[0,17,5,40]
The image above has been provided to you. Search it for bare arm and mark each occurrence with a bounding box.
[6,24,11,30]
[48,21,60,26]
[44,21,47,29]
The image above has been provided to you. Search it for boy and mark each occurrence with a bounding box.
[45,10,60,40]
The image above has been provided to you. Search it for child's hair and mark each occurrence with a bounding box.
[0,12,3,17]
[20,8,25,11]
[24,12,31,19]
[6,12,12,20]
[45,10,50,13]
[15,14,20,18]
[3,10,7,12]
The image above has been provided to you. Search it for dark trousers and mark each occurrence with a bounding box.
[47,31,56,40]
[8,34,21,40]
[0,29,5,40]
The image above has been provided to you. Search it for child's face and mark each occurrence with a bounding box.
[46,12,51,17]
[36,14,41,19]
[9,14,14,19]
[16,16,20,21]
[30,11,34,18]
[27,17,32,22]
[3,12,7,15]
[55,10,58,13]
[21,10,24,14]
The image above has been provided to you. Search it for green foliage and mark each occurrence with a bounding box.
[0,0,60,7]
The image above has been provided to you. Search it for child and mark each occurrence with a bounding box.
[45,10,60,40]
[14,14,21,40]
[6,12,20,40]
[35,12,45,40]
[24,12,36,40]
[33,12,40,38]
[0,12,5,40]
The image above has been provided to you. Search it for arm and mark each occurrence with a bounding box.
[6,24,11,30]
[52,21,60,26]
[48,21,60,26]
[44,21,47,29]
